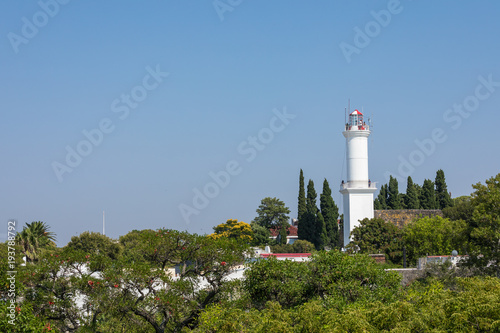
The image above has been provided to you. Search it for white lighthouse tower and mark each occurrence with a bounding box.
[340,109,377,247]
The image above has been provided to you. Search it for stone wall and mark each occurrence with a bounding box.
[374,209,443,228]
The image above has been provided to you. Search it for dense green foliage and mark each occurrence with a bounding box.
[4,229,249,332]
[298,180,327,249]
[320,179,340,249]
[350,218,403,264]
[443,195,474,223]
[271,239,315,254]
[65,231,122,260]
[403,216,468,265]
[465,173,500,277]
[196,276,500,333]
[244,251,401,310]
[250,222,270,246]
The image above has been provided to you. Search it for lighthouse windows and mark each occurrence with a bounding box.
[349,112,364,129]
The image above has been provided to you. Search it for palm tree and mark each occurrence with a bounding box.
[16,221,56,262]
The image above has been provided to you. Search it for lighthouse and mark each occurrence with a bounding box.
[340,109,376,247]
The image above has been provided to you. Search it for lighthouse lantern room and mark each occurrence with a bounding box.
[340,109,377,247]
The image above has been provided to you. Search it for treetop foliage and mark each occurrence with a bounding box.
[15,221,56,263]
[376,169,453,210]
[252,197,290,230]
[209,219,253,242]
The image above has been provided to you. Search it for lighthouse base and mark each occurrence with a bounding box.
[340,187,377,248]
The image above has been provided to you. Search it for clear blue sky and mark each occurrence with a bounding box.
[1,1,499,246]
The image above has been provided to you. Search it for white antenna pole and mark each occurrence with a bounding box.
[102,211,105,236]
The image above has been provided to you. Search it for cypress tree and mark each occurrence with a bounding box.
[298,180,323,249]
[435,169,453,209]
[414,183,423,209]
[278,225,288,245]
[320,179,339,249]
[317,211,328,250]
[375,183,388,209]
[400,193,407,209]
[387,176,402,209]
[420,179,437,209]
[405,176,420,209]
[298,169,306,221]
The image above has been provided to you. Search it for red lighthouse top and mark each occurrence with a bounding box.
[346,109,367,130]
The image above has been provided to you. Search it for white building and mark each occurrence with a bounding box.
[340,109,377,246]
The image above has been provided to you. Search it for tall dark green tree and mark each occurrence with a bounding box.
[320,179,339,248]
[298,180,325,249]
[405,176,420,209]
[414,183,423,208]
[420,179,438,209]
[374,183,388,210]
[298,169,306,221]
[435,169,453,210]
[387,176,402,209]
[317,211,328,250]
[298,180,315,245]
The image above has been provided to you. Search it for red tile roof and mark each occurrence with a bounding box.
[260,253,311,258]
[269,225,298,237]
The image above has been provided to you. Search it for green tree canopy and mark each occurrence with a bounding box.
[466,173,500,277]
[350,217,403,264]
[442,195,474,223]
[253,197,290,230]
[65,231,122,260]
[403,216,468,265]
[250,222,270,246]
[244,251,401,311]
[17,229,250,332]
